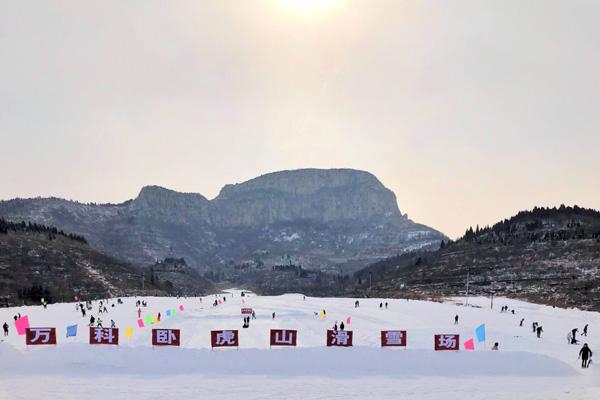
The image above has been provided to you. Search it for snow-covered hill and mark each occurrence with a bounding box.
[0,291,598,399]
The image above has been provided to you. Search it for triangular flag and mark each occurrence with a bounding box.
[14,316,30,335]
[124,327,133,338]
[179,305,185,311]
[346,317,352,325]
[475,324,486,342]
[464,338,475,350]
[66,324,78,337]
[137,319,144,328]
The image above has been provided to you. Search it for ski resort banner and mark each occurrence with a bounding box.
[25,327,57,345]
[211,330,239,348]
[270,329,297,346]
[381,330,407,347]
[241,308,253,315]
[327,330,353,347]
[152,329,181,346]
[434,334,460,351]
[90,327,119,345]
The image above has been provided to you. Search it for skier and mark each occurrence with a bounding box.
[252,310,256,320]
[89,315,95,327]
[137,308,142,318]
[110,320,116,328]
[340,321,345,331]
[536,326,543,338]
[380,302,383,309]
[322,309,326,317]
[97,318,103,327]
[454,315,459,325]
[492,342,499,351]
[583,324,588,337]
[81,307,86,317]
[158,312,161,322]
[2,322,8,336]
[532,322,538,333]
[520,318,524,327]
[333,323,338,331]
[272,312,276,320]
[571,328,579,344]
[103,306,108,313]
[579,344,592,368]
[385,302,388,309]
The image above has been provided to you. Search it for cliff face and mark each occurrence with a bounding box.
[0,169,446,272]
[212,169,402,226]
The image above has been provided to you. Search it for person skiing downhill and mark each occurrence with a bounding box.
[571,328,578,344]
[520,318,524,327]
[137,308,142,318]
[583,324,588,337]
[89,315,95,327]
[340,321,345,331]
[579,344,592,368]
[454,315,459,325]
[536,326,543,338]
[2,322,8,336]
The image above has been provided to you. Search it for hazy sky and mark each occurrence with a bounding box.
[1,0,599,238]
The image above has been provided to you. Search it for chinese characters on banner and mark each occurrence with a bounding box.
[241,308,253,315]
[434,334,460,350]
[152,329,181,346]
[25,327,57,345]
[89,327,119,345]
[326,330,353,347]
[211,330,239,348]
[381,330,407,347]
[270,329,297,346]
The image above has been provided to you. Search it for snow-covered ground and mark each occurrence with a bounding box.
[1,290,598,399]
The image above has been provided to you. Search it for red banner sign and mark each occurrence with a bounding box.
[152,329,181,346]
[211,330,239,348]
[326,330,353,347]
[89,327,119,345]
[25,327,57,345]
[241,308,253,315]
[270,329,297,346]
[381,330,407,347]
[434,334,460,350]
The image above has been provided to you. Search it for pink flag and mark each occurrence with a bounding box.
[218,299,222,305]
[137,319,144,328]
[346,317,352,325]
[179,305,185,311]
[15,316,30,335]
[464,338,475,350]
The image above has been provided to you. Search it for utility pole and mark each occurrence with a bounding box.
[490,291,494,310]
[465,267,470,306]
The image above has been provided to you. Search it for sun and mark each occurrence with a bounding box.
[277,0,344,16]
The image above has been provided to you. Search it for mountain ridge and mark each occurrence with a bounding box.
[0,168,446,273]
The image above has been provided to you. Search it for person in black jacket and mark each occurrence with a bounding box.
[579,344,593,368]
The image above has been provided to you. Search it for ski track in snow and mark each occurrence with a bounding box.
[0,290,599,399]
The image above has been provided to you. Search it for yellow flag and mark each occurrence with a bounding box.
[153,315,159,323]
[319,311,325,318]
[125,327,133,338]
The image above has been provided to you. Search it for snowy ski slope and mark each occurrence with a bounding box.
[0,290,598,399]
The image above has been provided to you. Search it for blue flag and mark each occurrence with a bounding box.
[66,324,78,338]
[475,324,486,342]
[166,309,171,317]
